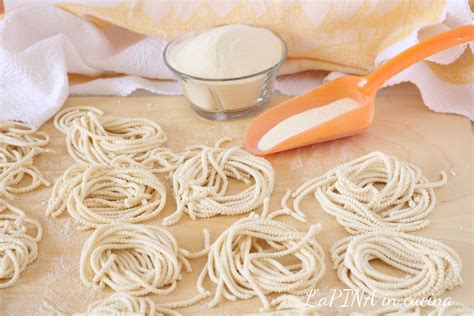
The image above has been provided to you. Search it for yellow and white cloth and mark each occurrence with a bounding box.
[1,0,472,126]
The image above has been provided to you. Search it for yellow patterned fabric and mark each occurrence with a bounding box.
[55,0,472,81]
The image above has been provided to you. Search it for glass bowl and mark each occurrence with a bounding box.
[163,27,287,121]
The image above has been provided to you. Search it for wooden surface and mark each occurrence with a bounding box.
[1,84,473,315]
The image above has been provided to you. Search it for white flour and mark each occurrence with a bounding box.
[258,98,359,151]
[169,24,282,79]
[168,24,284,113]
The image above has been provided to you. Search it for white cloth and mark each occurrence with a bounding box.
[0,5,472,127]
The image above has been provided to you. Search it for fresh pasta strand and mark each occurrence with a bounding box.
[350,301,474,316]
[163,139,274,225]
[331,231,463,301]
[0,200,42,235]
[0,200,42,288]
[197,193,326,312]
[248,295,320,316]
[75,293,172,316]
[47,158,167,230]
[66,110,166,164]
[350,305,422,316]
[75,292,211,316]
[80,223,210,296]
[0,121,50,198]
[292,152,447,234]
[0,121,49,147]
[427,302,474,316]
[54,106,104,134]
[54,106,186,173]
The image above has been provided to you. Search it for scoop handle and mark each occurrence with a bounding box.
[362,25,473,94]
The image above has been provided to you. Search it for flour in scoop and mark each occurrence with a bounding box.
[258,98,359,151]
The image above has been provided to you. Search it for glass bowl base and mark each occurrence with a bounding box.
[188,99,270,121]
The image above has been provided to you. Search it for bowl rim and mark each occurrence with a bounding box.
[163,24,288,82]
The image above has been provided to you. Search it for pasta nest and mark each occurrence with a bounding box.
[77,292,210,316]
[0,200,42,288]
[80,224,196,296]
[0,121,50,198]
[54,106,184,173]
[163,140,274,225]
[197,196,326,311]
[47,159,167,230]
[331,231,463,301]
[293,151,447,234]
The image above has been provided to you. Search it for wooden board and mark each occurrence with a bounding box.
[1,84,473,315]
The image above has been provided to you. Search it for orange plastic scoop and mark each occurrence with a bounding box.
[246,25,473,156]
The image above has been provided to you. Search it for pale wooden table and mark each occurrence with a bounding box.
[1,83,472,315]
